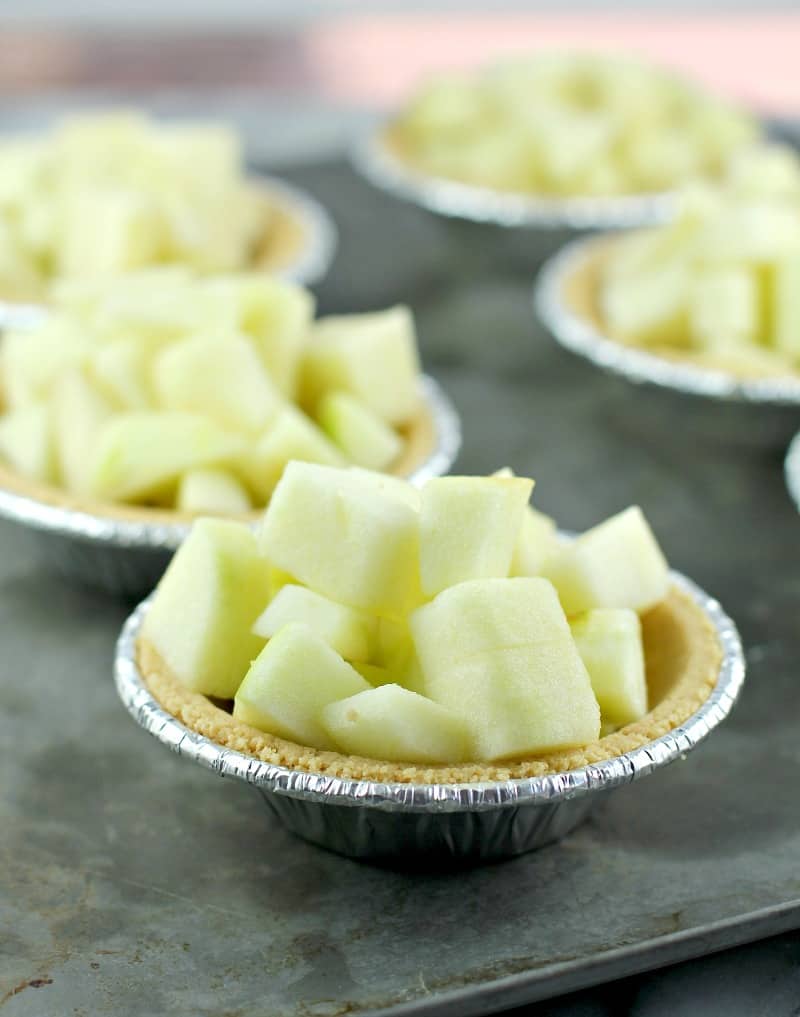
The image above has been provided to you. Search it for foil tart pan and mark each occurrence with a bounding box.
[0,374,460,597]
[114,572,744,866]
[784,432,800,512]
[352,126,674,232]
[535,237,800,447]
[0,175,338,333]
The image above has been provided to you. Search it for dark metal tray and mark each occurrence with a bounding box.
[3,157,800,1017]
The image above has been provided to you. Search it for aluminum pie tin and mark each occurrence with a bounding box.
[535,235,800,406]
[0,175,337,333]
[784,432,800,511]
[352,125,674,231]
[115,571,744,866]
[0,374,460,597]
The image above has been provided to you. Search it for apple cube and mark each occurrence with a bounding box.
[208,275,314,398]
[252,584,377,663]
[773,254,800,360]
[300,306,420,425]
[153,332,285,434]
[1,319,89,410]
[511,507,560,576]
[233,623,370,750]
[317,391,402,471]
[88,411,242,502]
[322,684,473,763]
[542,506,669,615]
[353,662,394,687]
[0,403,55,483]
[602,259,691,348]
[689,268,758,350]
[419,475,533,596]
[410,577,600,761]
[570,609,647,726]
[140,518,271,698]
[177,467,252,515]
[241,406,345,502]
[52,368,114,494]
[89,338,153,410]
[259,462,421,616]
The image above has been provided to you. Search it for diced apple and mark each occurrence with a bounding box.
[346,467,421,511]
[0,403,55,483]
[511,507,560,576]
[1,319,90,409]
[153,332,285,434]
[89,338,153,410]
[689,268,758,350]
[602,259,692,348]
[232,623,370,750]
[140,518,271,698]
[696,201,800,264]
[353,662,394,687]
[259,461,421,616]
[52,368,114,494]
[300,306,421,425]
[542,506,669,615]
[252,584,376,663]
[177,467,252,515]
[240,406,346,502]
[207,275,314,398]
[88,411,242,502]
[570,608,647,727]
[317,391,402,471]
[410,577,600,761]
[773,254,800,360]
[321,684,473,763]
[419,475,533,596]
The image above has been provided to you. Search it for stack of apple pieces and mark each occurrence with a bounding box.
[0,268,422,511]
[600,144,800,373]
[0,111,282,299]
[140,462,671,765]
[391,53,756,197]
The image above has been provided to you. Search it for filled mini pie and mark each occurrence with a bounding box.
[133,462,727,784]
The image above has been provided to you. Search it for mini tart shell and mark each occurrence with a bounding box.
[563,235,800,383]
[0,393,437,526]
[136,583,724,786]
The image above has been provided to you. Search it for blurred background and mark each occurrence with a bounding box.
[0,2,798,166]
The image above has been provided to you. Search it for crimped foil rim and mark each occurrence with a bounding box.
[351,125,675,230]
[534,236,800,405]
[0,175,338,332]
[114,571,744,814]
[0,374,461,550]
[784,432,800,511]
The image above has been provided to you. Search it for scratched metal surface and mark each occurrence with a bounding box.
[3,157,800,1017]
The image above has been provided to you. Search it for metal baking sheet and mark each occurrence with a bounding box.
[3,156,800,1017]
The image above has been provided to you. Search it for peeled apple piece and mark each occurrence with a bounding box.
[88,411,243,502]
[52,368,114,494]
[688,268,759,350]
[773,255,800,360]
[0,404,55,483]
[542,506,669,616]
[570,609,648,727]
[301,306,421,425]
[419,475,533,596]
[233,623,370,750]
[153,332,285,434]
[259,461,421,616]
[140,518,271,698]
[410,577,600,761]
[321,684,473,764]
[317,391,402,471]
[241,406,346,502]
[89,338,153,410]
[177,467,252,516]
[252,584,377,663]
[0,319,89,410]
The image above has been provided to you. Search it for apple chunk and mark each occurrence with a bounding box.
[542,506,669,615]
[317,391,402,471]
[88,411,242,502]
[140,518,271,698]
[52,368,114,494]
[410,577,600,761]
[252,584,377,663]
[570,608,647,726]
[301,306,420,425]
[233,623,370,750]
[0,403,55,483]
[177,467,252,515]
[419,475,532,595]
[259,462,421,616]
[322,684,473,763]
